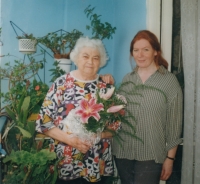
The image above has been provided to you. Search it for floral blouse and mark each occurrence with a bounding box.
[35,72,120,182]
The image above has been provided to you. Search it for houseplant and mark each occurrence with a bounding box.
[84,5,116,40]
[37,29,83,73]
[0,56,58,184]
[37,29,83,60]
[17,33,37,54]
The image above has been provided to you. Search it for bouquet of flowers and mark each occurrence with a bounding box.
[62,84,136,147]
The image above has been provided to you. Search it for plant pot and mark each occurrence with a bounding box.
[54,53,70,59]
[54,58,72,73]
[18,39,37,54]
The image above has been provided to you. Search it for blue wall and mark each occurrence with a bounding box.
[0,0,146,86]
[113,0,146,83]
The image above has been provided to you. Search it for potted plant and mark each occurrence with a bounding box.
[0,56,59,184]
[37,29,83,73]
[17,33,37,54]
[38,29,83,60]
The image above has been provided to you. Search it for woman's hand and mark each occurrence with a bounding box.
[44,128,91,154]
[69,136,92,154]
[160,146,177,180]
[160,158,174,180]
[101,131,113,139]
[100,74,115,84]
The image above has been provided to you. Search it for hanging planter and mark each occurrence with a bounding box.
[18,38,37,54]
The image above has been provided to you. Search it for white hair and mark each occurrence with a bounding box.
[70,37,108,67]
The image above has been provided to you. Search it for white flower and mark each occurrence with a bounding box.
[99,86,115,100]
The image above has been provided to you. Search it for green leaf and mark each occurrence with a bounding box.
[27,121,37,136]
[15,126,31,138]
[5,106,17,122]
[86,25,90,30]
[22,108,29,125]
[17,94,25,115]
[84,117,104,133]
[21,96,30,111]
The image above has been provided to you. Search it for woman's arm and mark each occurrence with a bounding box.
[160,83,183,181]
[44,127,91,154]
[160,146,178,180]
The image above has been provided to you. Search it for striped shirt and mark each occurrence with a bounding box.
[112,65,183,163]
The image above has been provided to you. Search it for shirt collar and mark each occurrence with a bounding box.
[130,65,166,75]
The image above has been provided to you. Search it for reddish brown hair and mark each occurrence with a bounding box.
[130,30,168,69]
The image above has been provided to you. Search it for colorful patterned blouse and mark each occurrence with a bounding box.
[36,72,119,182]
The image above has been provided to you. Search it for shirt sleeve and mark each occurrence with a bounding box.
[166,86,183,151]
[35,81,63,133]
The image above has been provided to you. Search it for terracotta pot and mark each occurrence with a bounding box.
[54,53,70,59]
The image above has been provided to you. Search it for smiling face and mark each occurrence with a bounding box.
[76,47,101,80]
[132,39,157,69]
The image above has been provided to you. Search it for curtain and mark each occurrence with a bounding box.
[167,1,183,184]
[181,0,200,184]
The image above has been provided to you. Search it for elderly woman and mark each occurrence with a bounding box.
[36,37,117,184]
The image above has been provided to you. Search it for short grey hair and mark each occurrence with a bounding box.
[70,37,108,67]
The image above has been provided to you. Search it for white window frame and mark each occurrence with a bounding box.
[146,0,173,71]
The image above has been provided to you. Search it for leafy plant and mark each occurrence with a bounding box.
[0,56,59,184]
[37,29,83,59]
[49,60,65,82]
[16,33,36,40]
[0,57,48,125]
[3,149,58,184]
[84,5,116,40]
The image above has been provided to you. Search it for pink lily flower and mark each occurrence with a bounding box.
[107,105,125,113]
[76,98,104,123]
[99,86,115,100]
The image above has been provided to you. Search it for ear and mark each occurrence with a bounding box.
[154,51,157,56]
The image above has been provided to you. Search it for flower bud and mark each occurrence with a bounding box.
[107,105,125,113]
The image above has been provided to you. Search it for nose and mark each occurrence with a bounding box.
[87,57,93,64]
[138,50,143,57]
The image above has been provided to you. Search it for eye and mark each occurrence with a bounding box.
[83,55,88,59]
[133,49,138,52]
[93,57,100,61]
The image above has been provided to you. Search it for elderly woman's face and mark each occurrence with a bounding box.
[76,47,101,78]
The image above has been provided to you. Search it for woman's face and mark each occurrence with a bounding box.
[76,47,101,78]
[132,39,157,69]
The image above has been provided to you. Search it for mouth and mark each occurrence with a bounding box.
[85,66,93,69]
[137,60,145,63]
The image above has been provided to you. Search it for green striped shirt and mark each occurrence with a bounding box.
[112,66,183,163]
